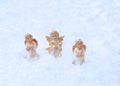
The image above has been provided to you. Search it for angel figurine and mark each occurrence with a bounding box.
[46,30,64,57]
[24,33,39,60]
[72,39,86,65]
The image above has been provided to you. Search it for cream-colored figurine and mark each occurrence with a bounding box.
[72,39,86,65]
[46,30,64,57]
[24,33,39,60]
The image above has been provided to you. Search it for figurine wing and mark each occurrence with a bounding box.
[33,39,38,47]
[83,44,86,51]
[72,45,76,52]
[46,36,51,42]
[59,36,64,42]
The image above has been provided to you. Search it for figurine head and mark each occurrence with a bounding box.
[50,30,59,38]
[75,39,83,45]
[25,33,33,41]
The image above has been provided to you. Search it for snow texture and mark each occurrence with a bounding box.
[0,0,120,86]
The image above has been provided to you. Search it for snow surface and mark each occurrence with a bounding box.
[0,0,120,86]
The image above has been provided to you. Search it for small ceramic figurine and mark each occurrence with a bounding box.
[46,30,64,57]
[24,33,39,60]
[72,39,86,65]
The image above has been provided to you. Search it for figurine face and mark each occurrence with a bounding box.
[25,34,33,41]
[50,31,59,39]
[76,39,83,45]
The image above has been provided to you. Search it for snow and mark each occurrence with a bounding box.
[0,0,120,86]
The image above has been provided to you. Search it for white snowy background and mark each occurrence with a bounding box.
[0,0,120,86]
